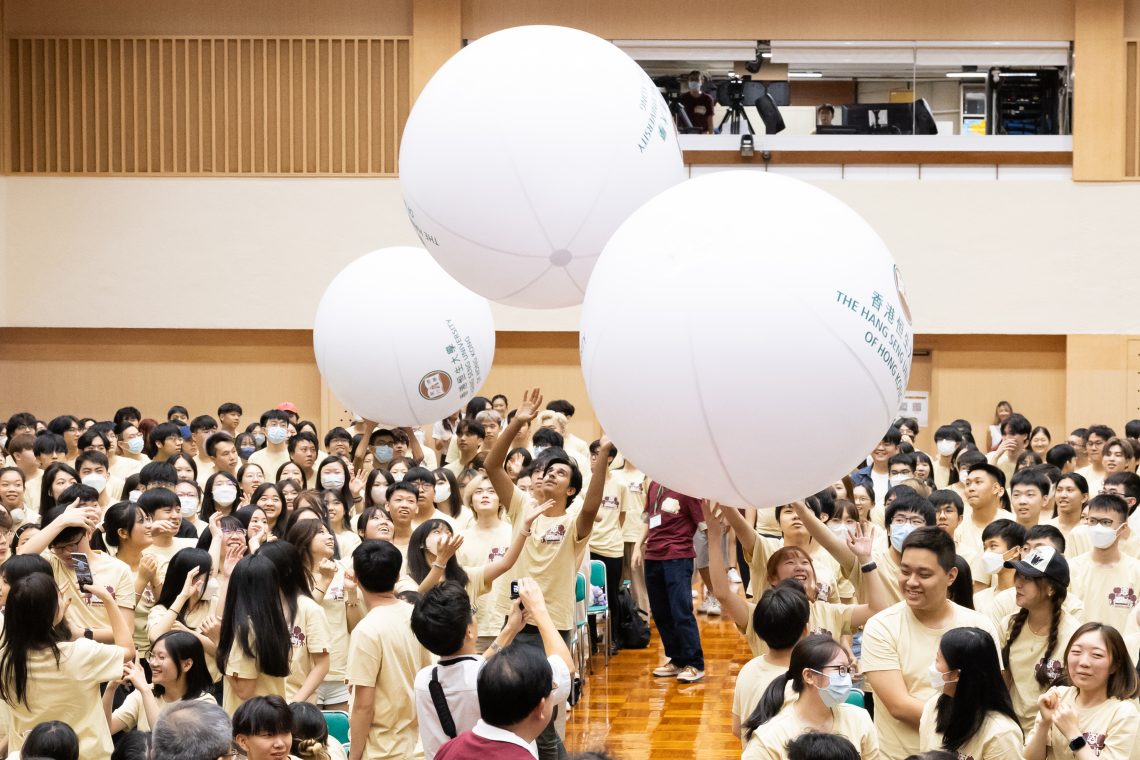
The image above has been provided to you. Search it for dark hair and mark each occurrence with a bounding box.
[432,468,464,519]
[408,519,469,589]
[464,397,492,419]
[22,720,79,760]
[455,419,486,440]
[544,456,582,507]
[948,449,985,486]
[1087,493,1129,521]
[1000,413,1032,438]
[39,462,79,515]
[216,555,291,678]
[139,460,178,488]
[289,701,331,760]
[284,518,333,572]
[200,471,241,521]
[167,406,189,421]
[934,627,1020,752]
[147,421,183,457]
[1010,468,1051,498]
[252,482,289,536]
[888,452,916,472]
[2,553,53,585]
[151,630,214,700]
[934,425,963,444]
[753,581,810,650]
[478,643,553,727]
[77,427,110,453]
[786,733,859,760]
[6,412,38,434]
[531,427,562,450]
[1025,524,1066,553]
[386,480,419,505]
[1057,471,1090,496]
[885,493,936,530]
[1062,623,1140,699]
[97,501,146,550]
[364,468,394,509]
[155,549,212,620]
[352,539,403,593]
[1088,424,1117,441]
[1045,443,1077,470]
[33,432,68,459]
[137,487,180,518]
[233,694,293,738]
[111,730,151,760]
[948,555,974,608]
[901,526,956,573]
[0,573,64,706]
[314,456,353,510]
[929,489,964,517]
[260,409,290,427]
[411,581,474,656]
[1105,472,1140,505]
[981,519,1026,552]
[546,400,575,417]
[256,539,311,623]
[745,634,843,739]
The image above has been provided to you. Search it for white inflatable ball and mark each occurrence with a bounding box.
[580,170,913,507]
[399,25,686,309]
[313,247,495,426]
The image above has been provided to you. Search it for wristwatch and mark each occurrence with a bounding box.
[83,628,93,640]
[1069,735,1087,752]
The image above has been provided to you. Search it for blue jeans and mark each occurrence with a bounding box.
[645,557,704,670]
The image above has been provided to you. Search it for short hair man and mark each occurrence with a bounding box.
[150,700,233,760]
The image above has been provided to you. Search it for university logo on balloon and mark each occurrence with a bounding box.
[399,25,685,309]
[580,170,913,509]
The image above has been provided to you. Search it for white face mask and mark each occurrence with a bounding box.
[533,446,548,457]
[266,427,288,445]
[928,663,949,690]
[9,508,25,524]
[126,437,145,455]
[434,484,451,503]
[179,496,199,518]
[212,485,238,506]
[1089,523,1121,550]
[81,474,108,493]
[981,551,1007,574]
[688,81,700,92]
[889,474,908,487]
[128,490,142,504]
[936,440,957,457]
[828,523,853,541]
[959,469,970,482]
[323,475,346,490]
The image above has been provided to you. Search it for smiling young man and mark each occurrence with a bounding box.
[852,427,902,508]
[1077,424,1115,496]
[958,462,1017,591]
[1009,467,1052,529]
[861,526,1001,760]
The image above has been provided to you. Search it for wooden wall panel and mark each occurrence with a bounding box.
[412,0,462,100]
[6,36,410,175]
[3,1,413,37]
[1129,39,1140,177]
[1074,0,1126,180]
[461,0,1076,41]
[1066,335,1130,430]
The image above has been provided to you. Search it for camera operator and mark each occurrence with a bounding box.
[680,70,715,134]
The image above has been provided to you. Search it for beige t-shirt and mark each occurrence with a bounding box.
[5,639,124,759]
[1042,518,1093,558]
[457,519,513,638]
[741,702,879,760]
[222,634,288,716]
[918,694,1024,759]
[148,599,219,682]
[494,487,588,631]
[749,536,840,605]
[346,602,434,760]
[614,468,647,543]
[311,566,351,681]
[860,601,1001,760]
[997,608,1082,734]
[1026,686,1140,760]
[984,586,1085,634]
[743,599,855,657]
[588,474,629,558]
[45,551,136,633]
[142,537,200,586]
[732,655,788,742]
[112,689,218,733]
[954,507,1017,587]
[248,447,290,483]
[285,595,333,702]
[1077,464,1106,498]
[1068,551,1140,632]
[110,454,148,481]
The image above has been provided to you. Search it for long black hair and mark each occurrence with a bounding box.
[200,470,240,522]
[743,634,843,740]
[251,481,289,537]
[0,573,65,706]
[314,456,354,512]
[23,720,78,760]
[934,627,1020,751]
[255,539,311,624]
[155,548,212,621]
[948,555,974,608]
[284,519,333,575]
[407,518,468,588]
[151,630,214,700]
[94,500,146,552]
[216,555,291,678]
[39,462,79,515]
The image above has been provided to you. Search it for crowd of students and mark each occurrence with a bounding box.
[2,393,1140,760]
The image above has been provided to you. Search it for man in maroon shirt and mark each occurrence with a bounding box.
[679,70,715,134]
[632,480,705,682]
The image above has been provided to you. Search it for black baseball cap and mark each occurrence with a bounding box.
[1005,545,1069,587]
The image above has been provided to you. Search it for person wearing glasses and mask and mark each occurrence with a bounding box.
[679,70,714,134]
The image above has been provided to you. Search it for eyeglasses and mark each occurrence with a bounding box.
[1084,517,1120,529]
[891,516,926,527]
[813,665,855,676]
[1087,441,1105,448]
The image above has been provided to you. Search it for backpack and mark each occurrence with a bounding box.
[613,585,650,649]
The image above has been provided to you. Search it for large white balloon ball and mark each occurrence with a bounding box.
[399,25,686,309]
[580,171,913,507]
[313,247,496,425]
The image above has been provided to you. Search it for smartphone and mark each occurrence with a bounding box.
[72,552,94,588]
[510,580,520,599]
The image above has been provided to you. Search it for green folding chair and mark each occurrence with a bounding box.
[587,560,611,665]
[323,710,350,748]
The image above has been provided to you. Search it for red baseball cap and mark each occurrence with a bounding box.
[276,402,299,414]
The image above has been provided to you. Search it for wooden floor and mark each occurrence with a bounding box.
[565,609,752,760]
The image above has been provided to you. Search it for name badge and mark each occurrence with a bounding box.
[649,515,662,529]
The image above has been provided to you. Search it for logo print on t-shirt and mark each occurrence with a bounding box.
[290,626,306,648]
[956,754,974,760]
[328,585,344,601]
[815,582,832,602]
[487,547,507,562]
[1108,586,1137,609]
[540,524,566,545]
[1034,657,1064,684]
[1084,732,1107,753]
[811,627,834,639]
[602,496,619,510]
[629,482,643,495]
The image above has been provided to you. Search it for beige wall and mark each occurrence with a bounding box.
[5,175,1140,334]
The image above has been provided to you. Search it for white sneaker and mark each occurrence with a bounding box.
[706,597,722,616]
[691,588,699,599]
[727,568,742,584]
[697,596,712,614]
[676,666,705,683]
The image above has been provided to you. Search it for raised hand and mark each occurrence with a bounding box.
[524,499,556,528]
[435,533,464,564]
[514,388,544,423]
[846,522,875,564]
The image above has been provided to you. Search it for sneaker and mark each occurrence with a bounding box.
[653,661,681,677]
[727,567,742,584]
[691,588,699,599]
[676,666,705,683]
[706,597,722,616]
[697,596,712,614]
